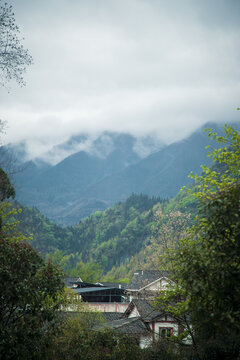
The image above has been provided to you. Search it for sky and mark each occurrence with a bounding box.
[0,0,240,161]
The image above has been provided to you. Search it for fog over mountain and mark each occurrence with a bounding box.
[9,122,236,225]
[1,0,240,158]
[6,132,164,166]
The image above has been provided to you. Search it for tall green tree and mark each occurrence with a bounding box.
[0,202,65,359]
[48,319,143,360]
[156,124,240,359]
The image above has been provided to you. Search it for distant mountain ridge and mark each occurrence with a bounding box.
[8,123,236,225]
[11,132,164,224]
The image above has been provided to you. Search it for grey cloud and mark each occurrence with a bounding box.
[1,0,240,161]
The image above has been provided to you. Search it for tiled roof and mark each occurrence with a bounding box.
[127,270,171,290]
[104,317,150,334]
[131,299,163,321]
[123,299,167,322]
[101,312,124,321]
[75,287,124,294]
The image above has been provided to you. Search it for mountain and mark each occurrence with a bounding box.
[9,123,233,225]
[13,190,194,281]
[14,194,171,278]
[8,122,239,282]
[12,132,163,224]
[82,125,217,201]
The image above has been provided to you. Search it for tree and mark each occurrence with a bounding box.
[156,124,240,359]
[0,167,15,201]
[48,319,143,360]
[0,206,65,359]
[69,260,103,282]
[0,1,33,87]
[148,208,191,269]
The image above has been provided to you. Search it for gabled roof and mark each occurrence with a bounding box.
[124,299,166,322]
[104,317,149,335]
[127,270,171,291]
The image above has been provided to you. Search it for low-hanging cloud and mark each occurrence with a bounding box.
[0,0,240,161]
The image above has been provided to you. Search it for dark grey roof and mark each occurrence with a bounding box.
[124,299,166,321]
[74,282,104,288]
[75,287,123,294]
[101,312,124,321]
[127,270,171,290]
[132,299,163,321]
[96,282,127,289]
[104,317,150,335]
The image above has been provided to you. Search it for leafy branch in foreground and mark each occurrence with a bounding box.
[188,124,240,199]
[156,124,240,359]
[0,1,33,87]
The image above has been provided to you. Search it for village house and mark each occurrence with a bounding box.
[64,269,188,348]
[101,298,183,348]
[64,277,129,313]
[126,269,173,301]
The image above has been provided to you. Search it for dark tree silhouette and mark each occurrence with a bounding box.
[0,1,33,87]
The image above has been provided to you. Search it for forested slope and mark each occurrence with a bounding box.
[13,191,197,281]
[12,123,229,225]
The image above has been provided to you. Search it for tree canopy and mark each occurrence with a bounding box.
[0,199,65,359]
[0,168,15,201]
[156,124,240,359]
[0,1,33,87]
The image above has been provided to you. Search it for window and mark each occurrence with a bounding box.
[159,327,173,338]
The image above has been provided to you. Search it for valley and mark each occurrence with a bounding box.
[10,122,225,225]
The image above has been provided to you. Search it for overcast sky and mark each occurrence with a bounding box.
[1,0,240,160]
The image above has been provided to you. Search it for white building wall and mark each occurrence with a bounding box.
[128,306,140,318]
[143,277,171,292]
[145,280,161,291]
[150,320,179,340]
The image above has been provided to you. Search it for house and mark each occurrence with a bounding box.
[126,270,172,301]
[68,279,126,303]
[102,316,151,349]
[123,298,181,340]
[100,298,183,348]
[64,271,190,347]
[74,286,125,303]
[63,270,173,315]
[64,278,128,312]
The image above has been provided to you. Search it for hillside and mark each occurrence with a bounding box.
[12,132,163,225]
[82,125,216,201]
[10,123,227,225]
[13,191,196,281]
[12,123,239,281]
[8,122,238,281]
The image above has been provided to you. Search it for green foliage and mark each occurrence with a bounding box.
[0,182,64,358]
[157,124,240,359]
[0,168,15,201]
[15,194,167,278]
[69,261,103,282]
[188,124,240,199]
[48,317,143,360]
[0,231,64,359]
[14,191,195,280]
